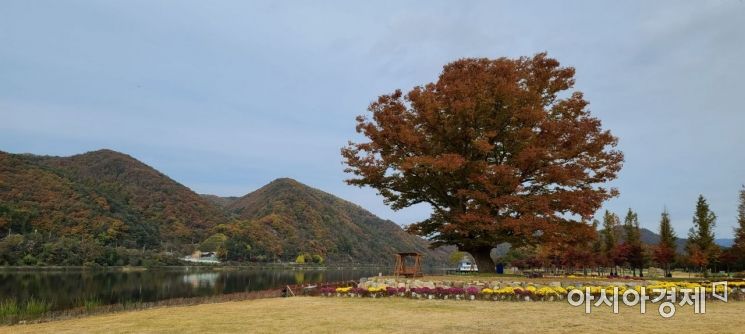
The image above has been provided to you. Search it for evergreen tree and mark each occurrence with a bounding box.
[686,195,718,272]
[733,186,745,269]
[602,210,620,276]
[623,209,641,246]
[654,209,677,277]
[623,209,645,277]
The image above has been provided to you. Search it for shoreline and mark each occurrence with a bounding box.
[0,264,408,273]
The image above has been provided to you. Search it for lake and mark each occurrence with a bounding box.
[0,267,391,311]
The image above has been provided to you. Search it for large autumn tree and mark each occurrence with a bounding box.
[342,53,623,272]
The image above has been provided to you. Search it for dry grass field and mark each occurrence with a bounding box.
[2,297,743,334]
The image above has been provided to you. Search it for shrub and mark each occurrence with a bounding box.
[22,254,37,265]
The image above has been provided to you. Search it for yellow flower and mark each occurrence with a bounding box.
[336,287,352,293]
[677,282,701,289]
[367,286,386,293]
[481,288,494,295]
[604,286,622,294]
[704,285,731,294]
[729,281,745,288]
[536,287,557,296]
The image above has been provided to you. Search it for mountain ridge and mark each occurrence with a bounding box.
[0,149,448,265]
[615,227,733,253]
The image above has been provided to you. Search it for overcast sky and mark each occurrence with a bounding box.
[2,1,744,238]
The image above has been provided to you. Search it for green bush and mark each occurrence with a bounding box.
[295,254,305,264]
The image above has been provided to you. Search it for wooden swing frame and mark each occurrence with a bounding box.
[394,252,423,278]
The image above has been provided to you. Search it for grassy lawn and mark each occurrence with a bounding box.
[3,297,744,334]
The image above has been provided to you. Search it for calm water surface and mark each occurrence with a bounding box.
[0,267,390,311]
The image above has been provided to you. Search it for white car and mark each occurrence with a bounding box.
[458,261,478,272]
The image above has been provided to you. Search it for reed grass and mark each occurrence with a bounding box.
[23,298,50,319]
[0,298,52,324]
[0,300,20,324]
[0,287,282,326]
[83,298,101,313]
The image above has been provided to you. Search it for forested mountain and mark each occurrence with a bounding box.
[0,149,227,265]
[216,178,449,265]
[0,149,447,266]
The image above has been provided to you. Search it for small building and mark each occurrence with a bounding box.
[182,250,220,264]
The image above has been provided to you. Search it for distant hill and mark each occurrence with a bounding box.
[222,178,449,265]
[200,194,240,208]
[0,149,448,266]
[612,226,733,253]
[716,238,735,248]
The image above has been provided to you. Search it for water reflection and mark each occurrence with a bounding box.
[0,268,388,311]
[182,272,219,288]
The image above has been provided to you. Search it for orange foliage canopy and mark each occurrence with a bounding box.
[342,53,623,269]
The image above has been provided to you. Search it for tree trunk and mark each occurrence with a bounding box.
[467,247,495,273]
